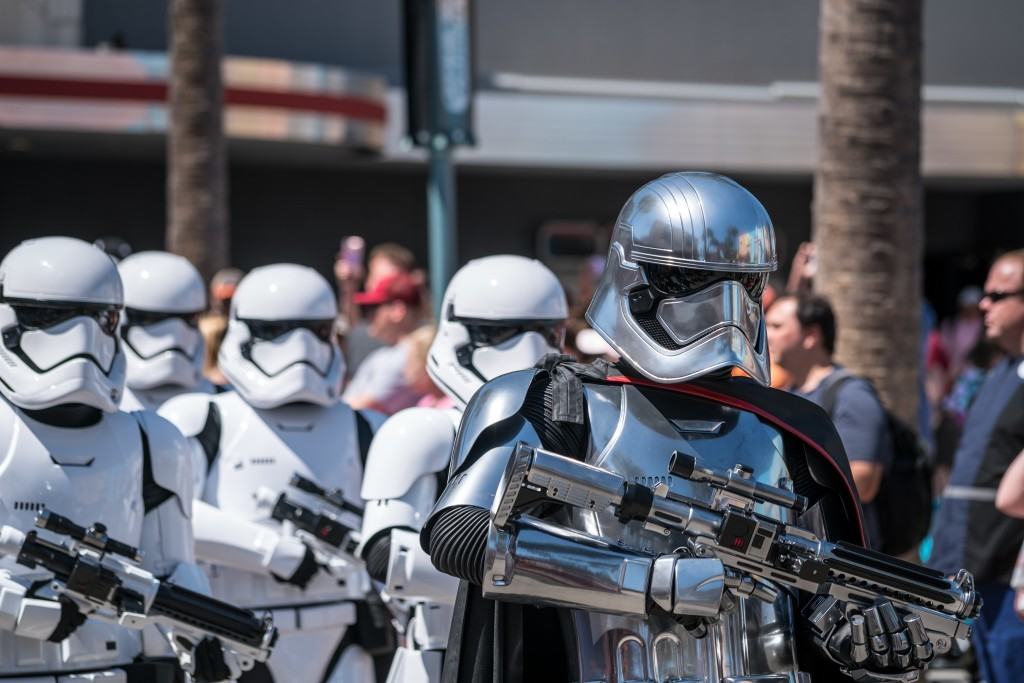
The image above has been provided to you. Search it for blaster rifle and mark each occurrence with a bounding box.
[0,510,276,670]
[255,473,363,564]
[494,443,979,655]
[288,473,363,517]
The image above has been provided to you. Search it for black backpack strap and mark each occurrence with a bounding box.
[355,410,374,468]
[133,415,174,514]
[818,369,857,418]
[196,402,222,471]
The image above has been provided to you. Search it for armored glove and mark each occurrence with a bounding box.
[804,595,933,682]
[271,543,321,589]
[20,579,87,644]
[191,636,234,683]
[47,595,87,642]
[173,634,244,682]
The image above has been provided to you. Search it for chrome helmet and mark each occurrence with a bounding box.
[0,236,126,411]
[586,172,777,385]
[118,251,207,391]
[428,255,568,408]
[219,264,344,408]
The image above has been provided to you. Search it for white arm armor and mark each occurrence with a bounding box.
[192,500,307,579]
[0,567,62,640]
[422,372,727,619]
[385,528,459,603]
[359,407,456,548]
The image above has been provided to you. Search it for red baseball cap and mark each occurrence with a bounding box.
[353,273,422,306]
[210,267,244,301]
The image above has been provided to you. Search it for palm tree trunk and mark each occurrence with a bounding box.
[167,0,228,282]
[813,0,923,427]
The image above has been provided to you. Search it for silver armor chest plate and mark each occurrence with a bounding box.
[570,383,804,683]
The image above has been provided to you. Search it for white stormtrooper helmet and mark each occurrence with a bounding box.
[219,264,344,408]
[0,236,125,411]
[427,255,568,408]
[118,251,207,391]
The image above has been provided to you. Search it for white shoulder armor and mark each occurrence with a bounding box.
[133,409,194,518]
[158,391,215,439]
[361,407,457,501]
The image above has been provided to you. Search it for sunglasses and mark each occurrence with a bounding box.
[983,289,1024,303]
[358,302,382,318]
[125,308,201,329]
[8,302,120,336]
[240,318,334,343]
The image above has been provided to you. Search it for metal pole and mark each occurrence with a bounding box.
[427,133,457,318]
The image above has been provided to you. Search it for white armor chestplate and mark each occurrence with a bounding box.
[202,392,367,608]
[572,383,804,683]
[0,399,145,675]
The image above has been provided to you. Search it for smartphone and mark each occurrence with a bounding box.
[339,236,366,280]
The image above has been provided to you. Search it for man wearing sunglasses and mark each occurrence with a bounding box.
[160,264,390,683]
[118,251,215,412]
[930,249,1024,683]
[0,236,237,682]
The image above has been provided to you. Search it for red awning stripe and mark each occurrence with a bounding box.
[0,75,386,123]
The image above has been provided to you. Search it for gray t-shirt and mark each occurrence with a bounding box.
[798,369,893,548]
[342,341,421,415]
[343,322,387,379]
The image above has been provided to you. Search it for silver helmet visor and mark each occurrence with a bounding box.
[656,279,761,349]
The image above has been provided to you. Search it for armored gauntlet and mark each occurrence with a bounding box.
[805,595,934,682]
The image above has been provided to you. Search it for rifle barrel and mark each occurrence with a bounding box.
[151,582,274,649]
